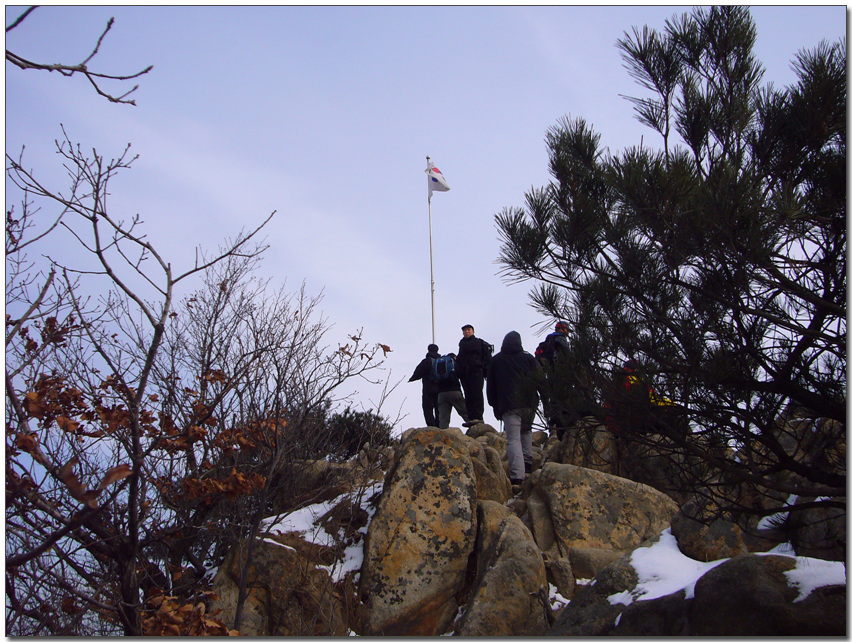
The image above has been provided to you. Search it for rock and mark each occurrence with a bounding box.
[465,439,512,503]
[689,554,846,635]
[212,539,347,636]
[549,542,847,637]
[671,495,748,561]
[611,590,690,635]
[358,428,478,636]
[616,434,694,505]
[785,496,846,562]
[545,419,619,475]
[547,552,639,636]
[465,422,498,438]
[524,470,557,553]
[455,500,550,636]
[531,429,550,447]
[533,462,679,555]
[568,546,626,579]
[475,430,507,458]
[541,548,576,600]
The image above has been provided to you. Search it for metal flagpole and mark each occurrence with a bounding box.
[427,155,436,345]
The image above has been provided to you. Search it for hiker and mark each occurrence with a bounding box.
[536,320,596,440]
[486,331,542,485]
[435,353,470,429]
[408,343,441,427]
[456,324,492,427]
[603,359,682,437]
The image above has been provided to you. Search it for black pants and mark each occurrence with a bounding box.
[422,392,438,427]
[460,371,485,421]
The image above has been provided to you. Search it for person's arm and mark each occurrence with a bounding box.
[409,359,428,382]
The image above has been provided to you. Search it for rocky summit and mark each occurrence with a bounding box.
[212,421,846,636]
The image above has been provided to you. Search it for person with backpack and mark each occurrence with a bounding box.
[408,343,441,427]
[536,320,596,440]
[603,358,683,437]
[456,324,492,427]
[434,352,470,429]
[486,331,542,485]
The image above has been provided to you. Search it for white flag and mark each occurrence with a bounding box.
[426,158,450,199]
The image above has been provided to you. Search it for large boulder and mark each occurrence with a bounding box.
[785,496,846,562]
[671,495,749,561]
[527,462,678,571]
[687,554,846,635]
[455,500,550,636]
[212,538,347,636]
[358,428,478,636]
[549,534,846,636]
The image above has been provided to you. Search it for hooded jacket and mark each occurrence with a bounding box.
[486,331,541,420]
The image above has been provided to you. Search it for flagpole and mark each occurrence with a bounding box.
[427,155,436,345]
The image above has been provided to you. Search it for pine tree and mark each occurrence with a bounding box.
[496,7,845,531]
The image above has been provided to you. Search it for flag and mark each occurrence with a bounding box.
[425,157,450,199]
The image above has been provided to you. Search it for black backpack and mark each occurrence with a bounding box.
[482,341,494,359]
[431,354,456,381]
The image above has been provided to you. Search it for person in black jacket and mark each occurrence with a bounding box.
[408,344,441,427]
[538,320,597,440]
[456,324,491,426]
[487,331,542,484]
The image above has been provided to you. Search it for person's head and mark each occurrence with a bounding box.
[501,330,522,352]
[461,324,475,338]
[555,321,570,335]
[623,358,638,371]
[428,343,439,354]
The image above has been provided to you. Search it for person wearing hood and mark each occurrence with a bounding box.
[408,344,441,427]
[486,331,542,485]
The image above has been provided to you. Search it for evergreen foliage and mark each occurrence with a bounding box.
[496,7,845,511]
[325,407,394,461]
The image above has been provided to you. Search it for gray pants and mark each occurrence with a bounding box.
[437,390,468,429]
[504,409,533,481]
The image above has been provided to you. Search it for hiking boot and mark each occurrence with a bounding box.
[462,419,484,428]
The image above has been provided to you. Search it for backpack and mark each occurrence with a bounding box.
[535,334,560,367]
[482,341,494,365]
[431,354,456,381]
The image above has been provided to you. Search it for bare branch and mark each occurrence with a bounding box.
[5,9,153,105]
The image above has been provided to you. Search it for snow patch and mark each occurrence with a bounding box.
[608,528,847,608]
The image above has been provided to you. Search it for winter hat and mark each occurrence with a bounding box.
[555,320,570,333]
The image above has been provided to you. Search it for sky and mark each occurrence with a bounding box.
[4,4,846,432]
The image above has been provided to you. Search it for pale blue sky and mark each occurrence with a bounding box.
[5,5,846,429]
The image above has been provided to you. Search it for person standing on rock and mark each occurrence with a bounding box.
[435,353,470,429]
[486,330,542,485]
[408,343,441,427]
[536,320,596,440]
[456,324,492,427]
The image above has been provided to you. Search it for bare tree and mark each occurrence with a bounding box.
[5,123,397,634]
[4,128,274,633]
[6,6,152,105]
